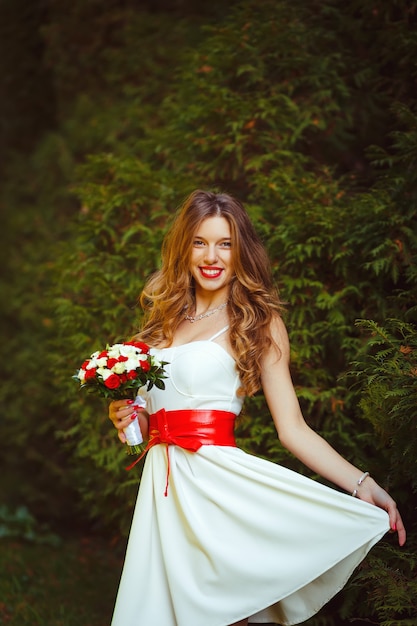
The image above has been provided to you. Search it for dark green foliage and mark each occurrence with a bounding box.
[0,505,59,546]
[351,541,417,626]
[1,0,417,622]
[0,532,123,625]
[350,319,417,490]
[0,0,56,160]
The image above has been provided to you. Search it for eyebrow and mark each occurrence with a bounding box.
[193,235,231,242]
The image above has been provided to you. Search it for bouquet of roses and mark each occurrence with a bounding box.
[74,341,168,455]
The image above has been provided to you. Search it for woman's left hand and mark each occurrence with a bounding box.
[358,478,406,546]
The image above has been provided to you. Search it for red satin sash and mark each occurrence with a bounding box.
[126,408,237,495]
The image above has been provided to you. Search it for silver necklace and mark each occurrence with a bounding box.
[184,302,228,323]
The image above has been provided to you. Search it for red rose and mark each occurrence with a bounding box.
[104,374,121,389]
[81,359,90,370]
[118,355,128,362]
[126,341,150,354]
[106,357,118,368]
[84,368,97,380]
[140,360,151,373]
[127,370,138,380]
[120,373,128,383]
[98,350,108,359]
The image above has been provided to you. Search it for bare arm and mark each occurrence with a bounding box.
[261,316,406,546]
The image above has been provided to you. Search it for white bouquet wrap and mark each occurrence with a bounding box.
[123,395,147,451]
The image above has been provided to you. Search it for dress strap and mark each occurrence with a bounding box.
[208,325,230,342]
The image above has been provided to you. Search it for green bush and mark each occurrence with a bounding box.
[1,1,416,622]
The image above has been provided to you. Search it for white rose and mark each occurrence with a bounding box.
[125,357,141,371]
[97,367,113,380]
[112,362,127,374]
[119,345,136,358]
[107,348,121,359]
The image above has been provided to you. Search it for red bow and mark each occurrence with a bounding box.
[125,408,237,496]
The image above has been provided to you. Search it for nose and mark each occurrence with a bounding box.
[204,244,218,264]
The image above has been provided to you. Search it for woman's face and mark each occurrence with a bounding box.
[190,216,234,299]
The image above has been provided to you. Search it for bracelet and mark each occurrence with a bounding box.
[351,471,370,497]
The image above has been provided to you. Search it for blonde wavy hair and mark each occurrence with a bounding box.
[135,190,284,396]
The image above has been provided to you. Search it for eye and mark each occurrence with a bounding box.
[193,239,205,247]
[220,240,232,248]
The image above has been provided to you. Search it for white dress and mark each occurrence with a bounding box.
[111,328,389,626]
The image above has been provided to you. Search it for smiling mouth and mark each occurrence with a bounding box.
[199,267,223,279]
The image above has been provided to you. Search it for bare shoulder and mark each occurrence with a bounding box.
[261,315,298,420]
[267,314,291,363]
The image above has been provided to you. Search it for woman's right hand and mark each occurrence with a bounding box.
[108,400,150,443]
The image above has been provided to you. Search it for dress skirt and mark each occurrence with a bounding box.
[111,443,389,626]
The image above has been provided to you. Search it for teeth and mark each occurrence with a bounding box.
[201,268,221,276]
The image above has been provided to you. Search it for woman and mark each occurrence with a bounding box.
[109,190,405,626]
